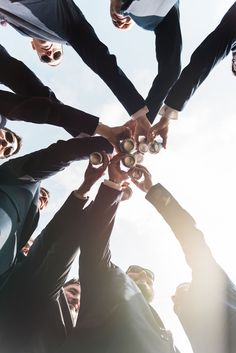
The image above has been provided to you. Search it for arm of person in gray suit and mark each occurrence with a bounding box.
[0,44,58,100]
[0,136,113,181]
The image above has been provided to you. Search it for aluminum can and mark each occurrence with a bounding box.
[120,138,136,153]
[89,152,103,165]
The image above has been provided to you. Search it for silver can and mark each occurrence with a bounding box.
[138,141,149,154]
[89,152,103,165]
[120,138,136,153]
[122,154,137,168]
[133,152,144,164]
[148,141,162,154]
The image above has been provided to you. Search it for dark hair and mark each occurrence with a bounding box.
[232,56,236,76]
[232,65,236,76]
[3,127,22,157]
[40,186,50,199]
[64,278,80,288]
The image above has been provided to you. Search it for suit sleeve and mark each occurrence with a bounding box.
[77,183,122,326]
[1,136,113,181]
[0,90,99,137]
[68,12,145,116]
[165,5,236,111]
[0,44,57,100]
[20,192,88,300]
[146,4,182,123]
[146,183,218,277]
[79,183,122,271]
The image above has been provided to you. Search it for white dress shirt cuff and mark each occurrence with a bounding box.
[103,179,122,191]
[159,105,179,120]
[131,106,149,120]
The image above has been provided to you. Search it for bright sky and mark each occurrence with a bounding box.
[1,1,236,352]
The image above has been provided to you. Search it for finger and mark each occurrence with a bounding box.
[134,128,140,145]
[130,177,141,188]
[135,164,151,175]
[101,151,109,169]
[162,135,167,149]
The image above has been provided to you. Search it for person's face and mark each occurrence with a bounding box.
[127,265,155,303]
[31,39,63,66]
[232,52,236,75]
[0,129,18,159]
[64,283,81,325]
[38,188,49,211]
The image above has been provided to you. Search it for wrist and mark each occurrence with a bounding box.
[95,122,109,137]
[76,181,91,198]
[104,179,122,191]
[159,105,179,120]
[131,106,149,120]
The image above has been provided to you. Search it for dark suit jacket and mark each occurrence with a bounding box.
[0,44,99,137]
[0,0,145,116]
[165,1,236,111]
[57,183,179,353]
[0,191,88,353]
[0,136,112,276]
[0,183,123,353]
[146,183,236,353]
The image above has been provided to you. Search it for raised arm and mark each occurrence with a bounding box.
[164,2,236,112]
[146,183,218,274]
[0,136,113,181]
[19,155,110,299]
[79,154,127,270]
[0,44,58,100]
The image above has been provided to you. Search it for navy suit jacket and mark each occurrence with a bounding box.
[0,136,112,276]
[0,44,99,137]
[0,183,121,353]
[165,1,236,111]
[57,184,180,353]
[0,0,145,116]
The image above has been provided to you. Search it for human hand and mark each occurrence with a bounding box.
[77,152,109,198]
[110,0,133,30]
[128,164,152,193]
[134,115,152,144]
[108,153,129,184]
[95,123,131,152]
[148,117,169,148]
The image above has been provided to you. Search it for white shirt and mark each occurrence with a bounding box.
[126,0,178,17]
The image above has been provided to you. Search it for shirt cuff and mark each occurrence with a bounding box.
[131,106,149,120]
[103,179,122,191]
[73,190,89,200]
[159,105,179,120]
